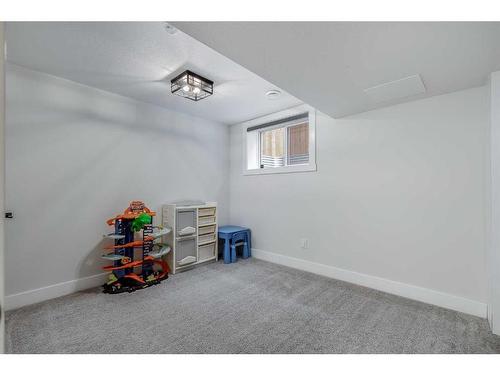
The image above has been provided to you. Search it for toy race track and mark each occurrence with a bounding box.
[106,201,156,226]
[101,201,172,294]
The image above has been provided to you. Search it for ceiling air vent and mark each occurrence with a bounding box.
[363,74,426,103]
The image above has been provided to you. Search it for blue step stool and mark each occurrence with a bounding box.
[218,225,252,264]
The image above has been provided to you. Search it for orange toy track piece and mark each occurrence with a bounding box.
[159,258,170,275]
[102,256,169,279]
[103,236,154,250]
[123,273,145,284]
[106,201,156,226]
[142,258,169,280]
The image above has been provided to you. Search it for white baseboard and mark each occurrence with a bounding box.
[252,249,488,318]
[5,273,107,310]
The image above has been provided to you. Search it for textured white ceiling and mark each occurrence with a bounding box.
[5,22,302,124]
[175,22,500,118]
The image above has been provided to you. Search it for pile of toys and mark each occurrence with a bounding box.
[102,201,171,294]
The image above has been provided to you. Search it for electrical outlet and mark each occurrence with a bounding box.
[300,238,309,250]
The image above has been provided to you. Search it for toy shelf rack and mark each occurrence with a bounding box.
[162,202,218,274]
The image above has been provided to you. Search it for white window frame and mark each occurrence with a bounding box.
[242,104,316,176]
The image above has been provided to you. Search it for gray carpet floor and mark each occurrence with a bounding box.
[6,258,500,353]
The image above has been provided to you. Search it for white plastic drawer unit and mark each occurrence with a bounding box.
[162,202,218,274]
[177,209,196,236]
[198,224,216,236]
[198,233,216,244]
[198,242,216,262]
[199,207,216,217]
[198,215,216,226]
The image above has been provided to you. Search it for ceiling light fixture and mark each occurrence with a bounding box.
[171,70,214,101]
[265,89,281,100]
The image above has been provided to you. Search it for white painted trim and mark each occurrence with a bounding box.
[5,273,107,310]
[252,248,488,318]
[0,22,5,354]
[243,162,316,176]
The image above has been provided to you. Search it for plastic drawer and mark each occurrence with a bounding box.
[177,209,196,236]
[198,225,216,236]
[198,233,216,244]
[198,242,216,261]
[198,215,216,226]
[175,236,197,266]
[199,207,216,217]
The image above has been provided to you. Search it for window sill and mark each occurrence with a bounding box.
[243,163,317,176]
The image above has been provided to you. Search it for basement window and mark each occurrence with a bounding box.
[243,105,316,175]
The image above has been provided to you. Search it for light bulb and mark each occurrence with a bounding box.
[193,87,201,94]
[182,85,190,92]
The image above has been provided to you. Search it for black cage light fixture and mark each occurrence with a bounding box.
[171,70,214,101]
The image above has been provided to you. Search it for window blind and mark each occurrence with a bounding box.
[246,112,308,132]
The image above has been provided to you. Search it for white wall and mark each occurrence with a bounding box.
[5,64,229,306]
[230,87,489,315]
[4,62,491,319]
